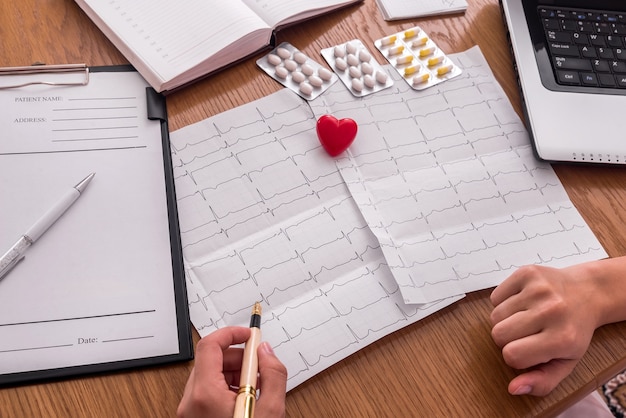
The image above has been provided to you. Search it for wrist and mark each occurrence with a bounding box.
[578,258,626,328]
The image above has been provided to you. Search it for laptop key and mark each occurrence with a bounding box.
[543,18,560,30]
[556,70,580,84]
[546,30,571,43]
[572,32,590,45]
[589,34,607,47]
[598,47,614,59]
[611,61,626,73]
[593,22,612,34]
[599,73,617,87]
[561,20,578,31]
[607,35,624,48]
[616,75,626,87]
[539,8,556,18]
[581,46,597,58]
[592,59,611,72]
[580,72,598,86]
[549,42,580,56]
[554,57,592,70]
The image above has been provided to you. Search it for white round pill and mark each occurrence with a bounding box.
[292,71,306,83]
[301,63,314,76]
[318,67,333,81]
[335,57,347,71]
[346,42,357,55]
[375,70,388,84]
[358,50,371,62]
[308,75,323,87]
[348,66,362,79]
[284,59,297,72]
[334,45,346,58]
[299,82,313,95]
[276,47,291,59]
[346,54,359,67]
[275,66,289,79]
[351,78,363,92]
[267,54,282,66]
[294,51,308,64]
[361,62,373,75]
[363,74,376,88]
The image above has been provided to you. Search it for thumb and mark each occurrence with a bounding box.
[508,359,578,396]
[255,342,287,418]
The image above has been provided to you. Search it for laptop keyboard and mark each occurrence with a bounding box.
[540,6,626,88]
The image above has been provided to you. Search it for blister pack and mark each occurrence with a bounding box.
[374,26,462,90]
[320,39,393,97]
[256,42,338,100]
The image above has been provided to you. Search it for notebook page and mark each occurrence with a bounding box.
[81,0,269,83]
[244,0,359,27]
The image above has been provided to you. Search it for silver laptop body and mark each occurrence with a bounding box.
[500,0,626,164]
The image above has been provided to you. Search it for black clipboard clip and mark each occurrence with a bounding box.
[0,64,90,90]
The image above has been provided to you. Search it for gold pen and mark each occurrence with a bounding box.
[233,302,262,418]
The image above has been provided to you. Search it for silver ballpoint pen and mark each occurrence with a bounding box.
[0,173,95,281]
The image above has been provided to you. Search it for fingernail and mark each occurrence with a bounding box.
[512,385,532,395]
[261,342,275,356]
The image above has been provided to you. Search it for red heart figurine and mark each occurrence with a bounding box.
[316,115,358,157]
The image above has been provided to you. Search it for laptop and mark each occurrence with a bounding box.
[500,0,626,164]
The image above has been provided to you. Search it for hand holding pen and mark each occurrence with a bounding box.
[177,318,287,418]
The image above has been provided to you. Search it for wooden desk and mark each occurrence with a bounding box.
[2,1,626,416]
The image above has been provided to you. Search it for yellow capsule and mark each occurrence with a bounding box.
[380,35,397,46]
[412,36,429,47]
[427,55,444,67]
[436,64,454,76]
[403,64,421,76]
[388,45,405,56]
[396,55,413,65]
[419,46,436,57]
[403,28,419,39]
[412,73,430,85]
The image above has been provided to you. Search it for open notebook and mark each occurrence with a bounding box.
[73,0,362,93]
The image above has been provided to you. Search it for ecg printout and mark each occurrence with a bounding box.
[311,46,607,304]
[170,80,462,391]
[170,46,606,390]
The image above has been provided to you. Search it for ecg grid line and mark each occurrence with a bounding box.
[169,46,605,390]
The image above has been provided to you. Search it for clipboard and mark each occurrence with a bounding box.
[0,64,193,386]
